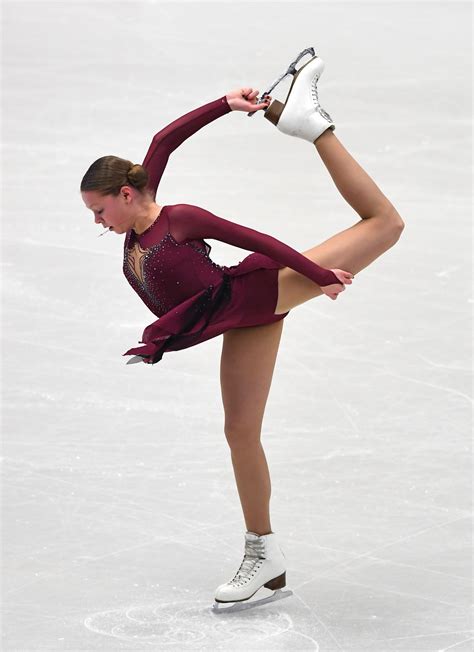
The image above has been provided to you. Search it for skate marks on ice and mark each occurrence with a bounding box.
[84,602,208,646]
[84,594,320,648]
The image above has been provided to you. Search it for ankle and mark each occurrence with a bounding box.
[313,127,334,146]
[248,529,273,536]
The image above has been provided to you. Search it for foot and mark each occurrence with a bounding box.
[214,531,287,604]
[264,55,335,142]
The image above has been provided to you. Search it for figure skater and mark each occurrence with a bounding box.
[80,48,404,611]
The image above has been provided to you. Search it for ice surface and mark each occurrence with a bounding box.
[1,1,472,650]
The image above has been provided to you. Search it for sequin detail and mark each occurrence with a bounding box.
[123,231,225,318]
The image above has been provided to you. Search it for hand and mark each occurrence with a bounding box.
[226,88,272,112]
[321,268,355,300]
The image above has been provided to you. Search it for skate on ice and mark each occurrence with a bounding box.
[211,531,293,614]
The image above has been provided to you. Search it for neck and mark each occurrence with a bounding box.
[132,202,162,235]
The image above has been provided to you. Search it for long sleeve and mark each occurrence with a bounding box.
[142,96,232,197]
[169,203,342,288]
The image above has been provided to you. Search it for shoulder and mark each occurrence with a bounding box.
[166,203,199,213]
[165,204,207,242]
[165,203,207,222]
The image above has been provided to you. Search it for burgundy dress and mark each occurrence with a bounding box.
[123,96,341,365]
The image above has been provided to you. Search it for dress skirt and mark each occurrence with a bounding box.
[123,252,291,365]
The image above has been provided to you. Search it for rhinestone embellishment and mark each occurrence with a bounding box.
[123,231,225,317]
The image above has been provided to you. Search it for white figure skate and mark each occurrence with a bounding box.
[212,531,293,614]
[249,46,335,143]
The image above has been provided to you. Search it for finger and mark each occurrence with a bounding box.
[249,105,263,112]
[259,98,271,109]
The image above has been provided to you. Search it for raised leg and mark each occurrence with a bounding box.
[220,319,284,536]
[315,127,398,219]
[275,129,405,314]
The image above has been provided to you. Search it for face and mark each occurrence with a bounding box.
[82,187,134,234]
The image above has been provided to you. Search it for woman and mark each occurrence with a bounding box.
[80,49,404,609]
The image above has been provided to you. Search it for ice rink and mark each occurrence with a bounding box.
[2,0,472,650]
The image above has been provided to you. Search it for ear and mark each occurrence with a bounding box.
[120,185,133,202]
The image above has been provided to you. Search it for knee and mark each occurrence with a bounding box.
[385,206,405,245]
[224,422,262,450]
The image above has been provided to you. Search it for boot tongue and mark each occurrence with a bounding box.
[244,534,265,563]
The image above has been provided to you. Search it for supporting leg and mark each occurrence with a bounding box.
[229,443,273,536]
[220,320,284,536]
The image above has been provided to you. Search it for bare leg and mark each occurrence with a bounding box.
[275,130,405,313]
[230,443,273,536]
[314,128,398,219]
[220,320,284,536]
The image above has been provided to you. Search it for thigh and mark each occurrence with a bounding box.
[274,213,403,314]
[220,319,284,441]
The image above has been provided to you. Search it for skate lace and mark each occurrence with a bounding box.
[311,73,333,123]
[229,539,265,586]
[310,73,321,107]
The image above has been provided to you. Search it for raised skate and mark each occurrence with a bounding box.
[249,46,335,142]
[247,46,317,117]
[211,531,293,614]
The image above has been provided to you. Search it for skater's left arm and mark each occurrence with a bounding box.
[168,203,346,289]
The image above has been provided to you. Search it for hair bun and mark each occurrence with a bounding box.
[80,155,150,196]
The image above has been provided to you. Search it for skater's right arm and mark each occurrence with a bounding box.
[142,96,232,197]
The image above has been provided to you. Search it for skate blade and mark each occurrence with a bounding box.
[211,588,293,614]
[247,46,316,117]
[125,355,145,365]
